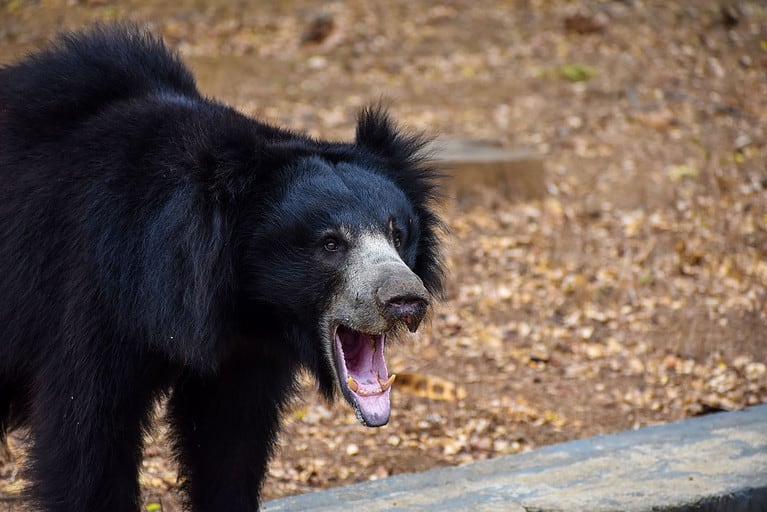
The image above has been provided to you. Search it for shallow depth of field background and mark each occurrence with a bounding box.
[1,1,765,509]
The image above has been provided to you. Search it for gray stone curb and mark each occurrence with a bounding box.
[264,404,767,511]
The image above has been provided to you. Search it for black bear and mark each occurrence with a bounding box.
[0,25,443,511]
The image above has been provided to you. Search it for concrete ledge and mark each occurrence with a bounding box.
[264,405,767,512]
[427,139,546,205]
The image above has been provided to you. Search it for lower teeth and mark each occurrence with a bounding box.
[346,374,397,395]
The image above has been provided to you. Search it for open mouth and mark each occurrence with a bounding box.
[333,325,396,427]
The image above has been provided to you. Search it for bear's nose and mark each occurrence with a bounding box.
[383,294,429,332]
[377,275,430,333]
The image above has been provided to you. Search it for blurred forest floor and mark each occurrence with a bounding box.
[1,1,766,510]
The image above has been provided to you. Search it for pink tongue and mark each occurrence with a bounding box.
[354,389,391,427]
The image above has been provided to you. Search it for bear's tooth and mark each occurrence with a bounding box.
[378,374,396,391]
[347,376,360,393]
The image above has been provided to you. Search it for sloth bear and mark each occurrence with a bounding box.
[0,26,443,511]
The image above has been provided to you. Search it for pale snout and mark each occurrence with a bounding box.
[375,264,430,333]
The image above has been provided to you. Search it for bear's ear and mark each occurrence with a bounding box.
[355,105,429,163]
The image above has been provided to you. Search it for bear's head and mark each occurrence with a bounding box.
[239,108,444,427]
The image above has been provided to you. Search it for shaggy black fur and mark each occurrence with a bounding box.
[0,25,442,511]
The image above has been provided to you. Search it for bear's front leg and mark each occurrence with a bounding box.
[26,346,167,512]
[168,357,296,512]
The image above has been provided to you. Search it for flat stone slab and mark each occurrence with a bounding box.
[264,405,767,512]
[426,139,546,205]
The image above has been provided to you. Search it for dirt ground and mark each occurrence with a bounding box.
[1,1,766,510]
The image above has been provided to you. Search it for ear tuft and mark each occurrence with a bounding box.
[356,105,395,154]
[355,105,430,162]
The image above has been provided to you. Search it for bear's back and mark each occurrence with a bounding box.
[0,24,199,148]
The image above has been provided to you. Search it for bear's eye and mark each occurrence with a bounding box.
[392,230,403,249]
[323,238,340,252]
